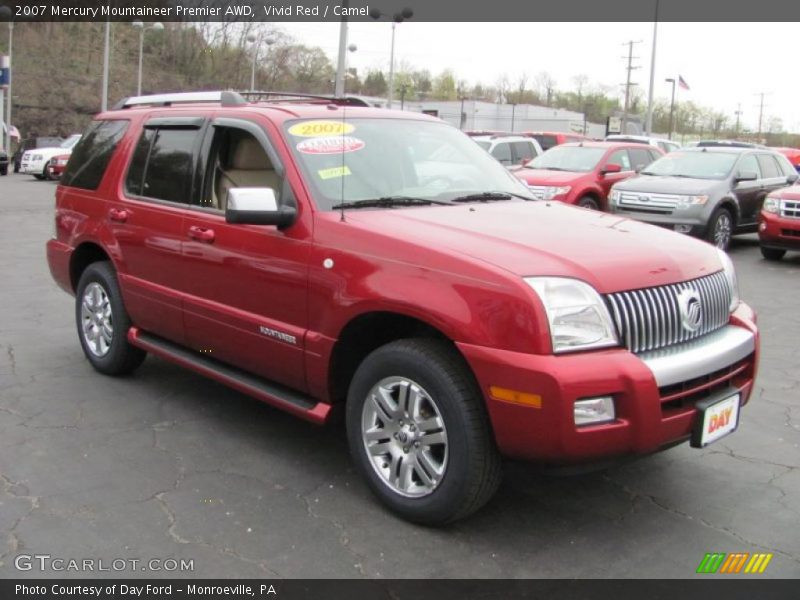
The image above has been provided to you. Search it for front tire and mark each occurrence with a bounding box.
[760,247,786,261]
[577,196,600,210]
[346,339,501,525]
[707,207,733,250]
[75,261,146,375]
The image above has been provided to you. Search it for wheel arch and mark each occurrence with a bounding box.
[69,242,112,292]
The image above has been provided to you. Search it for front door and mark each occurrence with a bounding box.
[180,117,310,392]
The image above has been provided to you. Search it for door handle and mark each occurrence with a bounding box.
[108,208,130,223]
[188,225,216,243]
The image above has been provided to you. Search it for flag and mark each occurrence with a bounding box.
[678,75,690,91]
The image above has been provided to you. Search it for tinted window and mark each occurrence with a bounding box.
[512,141,536,162]
[532,134,558,151]
[736,154,761,179]
[643,151,738,179]
[756,154,781,179]
[629,148,655,172]
[530,146,606,172]
[491,142,513,165]
[126,128,199,203]
[607,149,631,170]
[62,120,128,190]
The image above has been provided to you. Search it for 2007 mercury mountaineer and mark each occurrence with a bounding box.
[46,91,759,524]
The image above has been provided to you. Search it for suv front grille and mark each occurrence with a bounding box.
[617,192,681,213]
[525,185,547,200]
[780,200,800,219]
[605,272,732,354]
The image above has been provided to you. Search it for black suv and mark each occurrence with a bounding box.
[608,147,798,249]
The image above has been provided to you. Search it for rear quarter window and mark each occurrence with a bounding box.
[61,120,129,190]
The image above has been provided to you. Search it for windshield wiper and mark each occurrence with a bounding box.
[331,196,449,210]
[451,191,533,203]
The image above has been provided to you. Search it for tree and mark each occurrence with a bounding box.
[534,71,557,106]
[432,69,458,101]
[362,70,388,96]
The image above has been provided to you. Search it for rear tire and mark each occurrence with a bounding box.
[346,338,502,525]
[706,207,733,250]
[75,261,146,375]
[760,247,786,261]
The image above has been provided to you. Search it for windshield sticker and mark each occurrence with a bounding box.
[288,121,355,137]
[297,136,365,155]
[318,166,352,180]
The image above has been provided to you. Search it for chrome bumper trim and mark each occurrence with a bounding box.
[639,325,755,387]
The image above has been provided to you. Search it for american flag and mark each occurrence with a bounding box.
[678,76,690,91]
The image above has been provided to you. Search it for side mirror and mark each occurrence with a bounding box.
[602,163,622,175]
[225,188,296,229]
[786,172,799,184]
[735,171,758,183]
[521,158,532,167]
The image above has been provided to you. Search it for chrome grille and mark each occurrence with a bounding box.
[525,185,547,200]
[781,200,800,219]
[605,271,732,354]
[618,192,681,212]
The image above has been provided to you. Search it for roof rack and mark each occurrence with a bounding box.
[112,90,372,110]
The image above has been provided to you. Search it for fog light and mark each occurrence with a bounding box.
[674,224,692,233]
[574,396,615,426]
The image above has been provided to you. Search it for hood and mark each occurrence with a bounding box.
[770,184,800,200]
[514,169,587,185]
[341,201,723,294]
[612,175,725,195]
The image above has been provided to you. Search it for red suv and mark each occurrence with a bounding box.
[759,183,800,260]
[513,142,663,210]
[47,92,758,524]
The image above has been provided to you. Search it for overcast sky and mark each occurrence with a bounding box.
[280,22,799,134]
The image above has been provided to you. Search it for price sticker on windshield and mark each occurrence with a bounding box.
[297,136,365,155]
[288,120,355,137]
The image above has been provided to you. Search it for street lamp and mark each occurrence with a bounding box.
[0,6,13,153]
[665,77,676,140]
[246,33,276,90]
[131,21,164,96]
[369,7,413,109]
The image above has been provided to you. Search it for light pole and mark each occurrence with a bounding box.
[645,0,659,135]
[0,6,12,153]
[369,7,413,109]
[665,77,676,140]
[246,33,276,90]
[131,21,163,96]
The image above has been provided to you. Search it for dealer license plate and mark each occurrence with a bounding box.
[691,392,741,448]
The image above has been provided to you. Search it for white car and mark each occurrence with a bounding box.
[20,134,81,180]
[472,135,543,168]
[605,134,681,155]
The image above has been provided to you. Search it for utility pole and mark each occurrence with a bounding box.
[645,0,659,135]
[734,103,742,137]
[620,40,641,135]
[755,92,768,141]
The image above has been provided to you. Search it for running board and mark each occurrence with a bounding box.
[127,327,330,425]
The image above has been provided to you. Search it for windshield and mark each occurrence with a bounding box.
[528,146,606,172]
[60,135,82,149]
[284,118,533,210]
[641,151,737,179]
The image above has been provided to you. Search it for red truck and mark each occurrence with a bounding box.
[47,92,758,524]
[512,141,663,210]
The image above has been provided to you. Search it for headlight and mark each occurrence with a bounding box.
[543,186,571,200]
[609,189,621,204]
[716,248,740,312]
[525,277,619,353]
[763,196,780,214]
[675,195,709,210]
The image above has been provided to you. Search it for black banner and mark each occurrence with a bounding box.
[2,0,800,22]
[2,580,800,600]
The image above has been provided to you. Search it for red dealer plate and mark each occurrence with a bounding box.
[691,391,741,448]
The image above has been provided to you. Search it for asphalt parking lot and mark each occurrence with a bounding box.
[0,172,798,579]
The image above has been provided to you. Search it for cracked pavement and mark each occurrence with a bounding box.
[0,174,798,578]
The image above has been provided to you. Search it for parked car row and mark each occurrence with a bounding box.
[16,134,81,180]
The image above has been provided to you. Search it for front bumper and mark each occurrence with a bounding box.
[20,158,47,174]
[759,211,800,251]
[458,302,758,463]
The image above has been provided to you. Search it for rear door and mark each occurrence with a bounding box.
[113,116,207,344]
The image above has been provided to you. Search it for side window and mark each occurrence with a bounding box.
[736,154,761,179]
[607,149,631,171]
[126,127,201,203]
[61,120,129,190]
[491,142,513,165]
[512,141,536,163]
[628,148,655,172]
[756,154,781,179]
[649,149,662,162]
[202,126,281,211]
